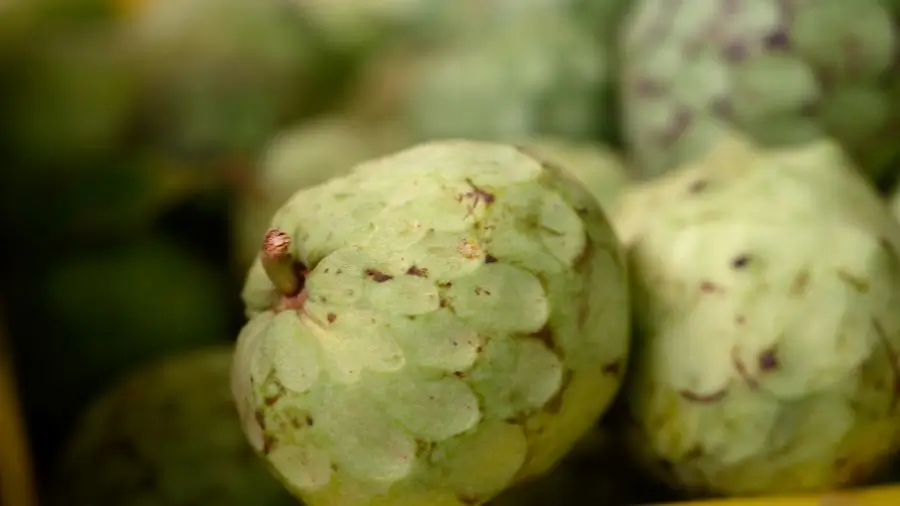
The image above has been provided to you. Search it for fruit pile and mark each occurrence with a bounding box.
[2,1,900,505]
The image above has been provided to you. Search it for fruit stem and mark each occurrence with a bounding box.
[261,228,301,296]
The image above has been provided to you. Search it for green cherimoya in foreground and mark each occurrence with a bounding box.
[232,140,630,506]
[618,134,900,497]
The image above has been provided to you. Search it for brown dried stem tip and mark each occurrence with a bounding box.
[261,228,301,296]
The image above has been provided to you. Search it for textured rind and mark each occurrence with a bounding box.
[519,137,632,214]
[234,117,407,270]
[622,135,900,496]
[406,12,610,143]
[52,346,296,506]
[620,0,900,180]
[233,140,630,506]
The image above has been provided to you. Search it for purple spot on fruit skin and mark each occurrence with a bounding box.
[759,350,778,371]
[763,29,789,50]
[723,42,748,62]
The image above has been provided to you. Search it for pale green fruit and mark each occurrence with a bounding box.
[232,140,630,506]
[234,117,410,271]
[406,12,612,143]
[51,346,298,506]
[613,131,760,246]
[620,0,900,183]
[519,138,633,213]
[621,136,900,496]
[125,0,324,159]
[287,0,435,53]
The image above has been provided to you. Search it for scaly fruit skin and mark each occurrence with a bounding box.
[125,0,326,162]
[51,346,298,506]
[232,140,630,506]
[519,138,632,213]
[620,136,900,497]
[612,132,760,246]
[406,12,611,143]
[234,117,409,271]
[620,0,900,182]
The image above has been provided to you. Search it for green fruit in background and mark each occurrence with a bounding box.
[8,238,232,462]
[288,0,436,56]
[518,137,633,213]
[233,116,410,273]
[50,346,299,506]
[232,140,630,506]
[405,11,614,144]
[620,136,900,496]
[123,0,334,164]
[619,0,900,184]
[1,24,140,166]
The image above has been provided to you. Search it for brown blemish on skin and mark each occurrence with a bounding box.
[326,312,337,323]
[731,254,751,269]
[484,254,498,264]
[603,360,622,376]
[305,415,314,427]
[262,434,276,455]
[406,265,428,277]
[735,315,746,325]
[732,347,760,390]
[699,280,722,293]
[365,268,393,282]
[474,286,492,296]
[458,178,495,218]
[687,179,709,194]
[871,319,900,412]
[679,388,728,403]
[790,269,811,297]
[458,238,482,259]
[836,270,869,293]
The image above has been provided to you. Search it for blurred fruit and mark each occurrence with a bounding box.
[233,115,410,272]
[0,307,38,506]
[288,0,436,56]
[50,346,299,506]
[519,137,633,212]
[123,0,339,167]
[8,238,232,463]
[620,135,900,496]
[620,0,900,185]
[405,11,614,143]
[1,24,140,165]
